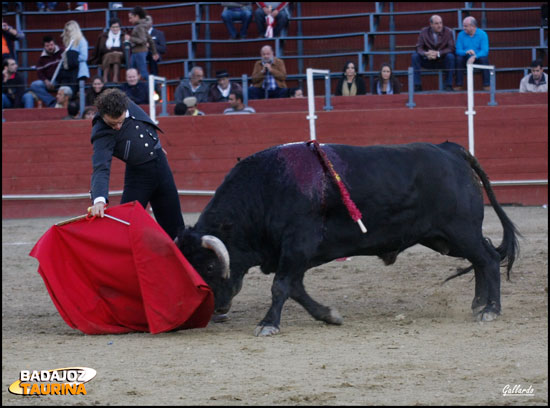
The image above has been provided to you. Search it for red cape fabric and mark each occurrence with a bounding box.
[29,201,214,334]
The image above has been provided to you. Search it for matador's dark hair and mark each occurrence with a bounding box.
[95,88,128,118]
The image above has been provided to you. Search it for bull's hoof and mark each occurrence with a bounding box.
[325,308,343,325]
[254,325,280,337]
[474,304,500,322]
[211,313,230,323]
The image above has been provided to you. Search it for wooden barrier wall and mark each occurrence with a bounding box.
[2,94,547,219]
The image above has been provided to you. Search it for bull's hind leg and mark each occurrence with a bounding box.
[290,271,343,325]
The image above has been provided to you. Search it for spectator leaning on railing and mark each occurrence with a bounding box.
[454,16,490,91]
[2,57,34,109]
[519,59,548,93]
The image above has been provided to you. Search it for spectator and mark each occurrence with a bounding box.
[454,16,490,91]
[89,18,125,83]
[36,2,57,12]
[183,96,205,116]
[28,35,64,108]
[63,100,80,119]
[2,57,34,108]
[335,61,366,96]
[2,19,25,61]
[174,102,188,115]
[248,44,288,99]
[85,76,107,106]
[82,106,97,119]
[145,15,166,76]
[411,15,455,92]
[221,2,253,39]
[58,20,90,95]
[223,90,256,114]
[519,59,547,93]
[55,86,73,109]
[125,6,158,81]
[289,87,304,97]
[120,68,149,105]
[254,2,290,38]
[208,69,242,102]
[174,66,209,103]
[372,63,401,95]
[89,88,185,239]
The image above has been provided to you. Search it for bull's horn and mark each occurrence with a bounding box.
[173,236,179,246]
[201,235,230,280]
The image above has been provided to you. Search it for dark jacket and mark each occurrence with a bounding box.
[335,75,367,96]
[415,26,455,58]
[149,27,166,58]
[208,81,242,102]
[36,45,64,82]
[2,71,26,107]
[372,77,401,95]
[120,81,149,105]
[90,100,163,202]
[88,30,126,65]
[129,18,156,54]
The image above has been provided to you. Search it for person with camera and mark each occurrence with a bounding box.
[248,44,288,99]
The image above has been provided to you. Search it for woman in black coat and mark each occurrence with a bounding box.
[335,61,367,96]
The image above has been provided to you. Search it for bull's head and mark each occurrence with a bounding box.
[174,228,233,314]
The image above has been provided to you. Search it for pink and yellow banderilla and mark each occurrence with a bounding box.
[307,141,367,234]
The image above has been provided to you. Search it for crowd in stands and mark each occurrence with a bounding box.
[2,3,547,118]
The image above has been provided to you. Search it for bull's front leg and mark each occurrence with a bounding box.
[254,273,292,337]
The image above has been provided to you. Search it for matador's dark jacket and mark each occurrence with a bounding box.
[90,100,163,203]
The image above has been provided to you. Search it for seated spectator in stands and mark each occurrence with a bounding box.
[125,6,158,81]
[174,66,209,103]
[335,61,366,96]
[2,19,25,61]
[82,106,97,119]
[372,63,401,95]
[120,68,149,105]
[519,59,548,93]
[183,96,205,116]
[37,2,57,12]
[29,35,64,107]
[254,2,290,38]
[454,16,490,91]
[249,44,288,99]
[411,15,455,92]
[89,18,125,83]
[58,20,90,96]
[174,102,188,116]
[63,100,80,120]
[208,69,242,102]
[145,15,166,76]
[2,57,34,108]
[221,2,253,39]
[85,76,107,106]
[224,90,256,114]
[55,86,73,109]
[290,87,304,98]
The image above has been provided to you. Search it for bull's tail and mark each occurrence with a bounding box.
[445,147,521,283]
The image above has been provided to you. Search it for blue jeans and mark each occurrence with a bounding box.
[2,92,35,108]
[131,51,149,81]
[222,8,253,38]
[455,55,490,86]
[254,8,289,37]
[411,52,455,87]
[29,80,56,107]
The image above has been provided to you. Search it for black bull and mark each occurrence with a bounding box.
[176,142,520,336]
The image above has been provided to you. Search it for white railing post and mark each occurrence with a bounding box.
[149,75,166,124]
[306,68,330,141]
[466,63,495,156]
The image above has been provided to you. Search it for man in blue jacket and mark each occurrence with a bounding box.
[88,88,184,239]
[454,16,490,91]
